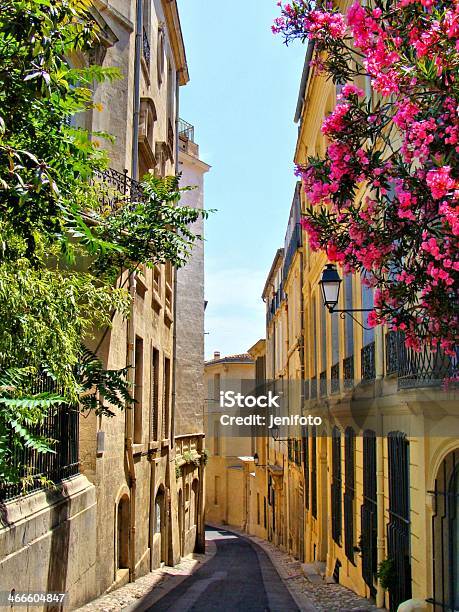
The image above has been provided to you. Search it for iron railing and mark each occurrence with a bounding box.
[385,330,399,375]
[0,372,79,502]
[361,341,376,381]
[283,223,302,279]
[343,355,354,390]
[397,335,457,389]
[331,362,340,394]
[178,118,195,142]
[142,28,151,69]
[320,370,327,397]
[92,167,145,212]
[361,430,378,598]
[310,376,317,400]
[387,431,412,611]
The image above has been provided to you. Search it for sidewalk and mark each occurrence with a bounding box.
[75,542,216,612]
[209,523,381,612]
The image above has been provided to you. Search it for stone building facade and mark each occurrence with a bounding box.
[0,1,207,609]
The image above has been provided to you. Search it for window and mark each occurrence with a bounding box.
[162,357,171,440]
[257,493,260,525]
[331,426,342,545]
[151,347,160,440]
[157,28,165,85]
[361,430,377,596]
[303,429,309,510]
[264,497,267,529]
[344,274,354,358]
[311,428,317,519]
[214,419,220,456]
[213,373,221,403]
[214,476,220,505]
[344,427,355,563]
[117,496,130,569]
[387,432,411,610]
[134,336,144,443]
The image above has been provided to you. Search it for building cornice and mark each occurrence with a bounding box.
[161,0,189,85]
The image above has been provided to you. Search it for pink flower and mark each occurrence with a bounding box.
[426,166,456,200]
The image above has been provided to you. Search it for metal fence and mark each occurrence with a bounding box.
[0,372,79,502]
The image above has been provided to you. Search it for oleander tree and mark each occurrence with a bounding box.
[273,0,459,356]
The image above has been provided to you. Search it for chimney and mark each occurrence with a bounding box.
[213,351,221,360]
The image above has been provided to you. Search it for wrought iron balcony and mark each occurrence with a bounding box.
[385,330,399,375]
[310,376,317,399]
[92,167,145,212]
[142,28,151,69]
[320,370,327,397]
[331,362,340,394]
[389,331,457,389]
[178,118,195,142]
[343,355,354,390]
[361,341,376,381]
[283,223,302,279]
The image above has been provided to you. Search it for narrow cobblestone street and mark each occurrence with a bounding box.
[77,526,383,612]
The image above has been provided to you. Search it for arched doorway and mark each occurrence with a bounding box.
[154,487,166,565]
[430,448,458,611]
[117,495,130,570]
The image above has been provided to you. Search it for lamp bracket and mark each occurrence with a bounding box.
[328,308,373,331]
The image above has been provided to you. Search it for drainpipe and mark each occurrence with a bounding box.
[131,0,143,179]
[170,72,180,450]
[126,273,137,582]
[125,0,142,583]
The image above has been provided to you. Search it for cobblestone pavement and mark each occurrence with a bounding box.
[76,525,384,612]
[75,545,216,612]
[209,524,383,612]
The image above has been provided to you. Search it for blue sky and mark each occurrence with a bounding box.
[179,1,306,360]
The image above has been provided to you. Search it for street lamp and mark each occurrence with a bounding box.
[319,264,342,312]
[319,264,373,329]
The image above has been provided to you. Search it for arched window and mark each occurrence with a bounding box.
[117,495,130,569]
[157,28,165,85]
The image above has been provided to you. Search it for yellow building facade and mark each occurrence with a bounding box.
[204,352,255,530]
[250,41,459,612]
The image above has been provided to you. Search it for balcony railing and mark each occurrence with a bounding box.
[283,223,302,279]
[310,376,317,400]
[178,118,195,142]
[331,362,340,394]
[361,341,376,381]
[343,355,354,390]
[391,332,457,389]
[92,167,145,213]
[385,330,399,375]
[142,28,151,69]
[0,372,79,502]
[320,370,327,397]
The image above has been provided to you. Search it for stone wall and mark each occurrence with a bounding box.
[0,476,97,611]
